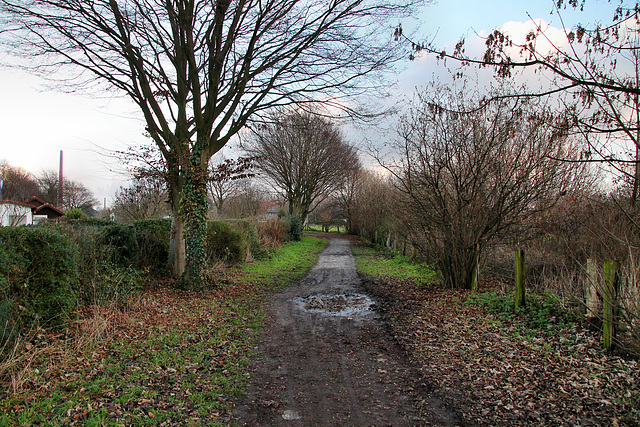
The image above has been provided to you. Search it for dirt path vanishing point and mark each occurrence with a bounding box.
[233,237,459,426]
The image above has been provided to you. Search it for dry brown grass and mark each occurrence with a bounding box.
[0,304,126,393]
[253,218,287,249]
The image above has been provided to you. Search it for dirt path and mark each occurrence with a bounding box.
[233,237,458,426]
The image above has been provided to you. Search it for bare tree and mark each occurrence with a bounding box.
[386,84,582,289]
[0,161,40,202]
[1,0,418,285]
[208,156,257,216]
[224,179,264,218]
[63,180,98,211]
[349,169,395,243]
[113,176,169,222]
[246,109,360,227]
[402,2,640,202]
[37,169,60,206]
[335,164,363,234]
[33,169,97,211]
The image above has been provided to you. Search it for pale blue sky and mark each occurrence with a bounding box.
[0,0,628,204]
[420,0,621,46]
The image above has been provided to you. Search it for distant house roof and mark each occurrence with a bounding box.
[26,196,65,219]
[260,201,281,213]
[26,196,49,207]
[34,204,65,218]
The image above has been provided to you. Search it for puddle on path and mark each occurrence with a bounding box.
[291,293,375,318]
[281,409,301,420]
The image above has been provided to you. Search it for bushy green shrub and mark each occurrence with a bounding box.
[0,227,80,328]
[133,218,171,274]
[101,224,138,267]
[232,219,270,260]
[64,208,87,220]
[205,221,247,263]
[76,217,112,226]
[288,216,302,241]
[62,225,140,305]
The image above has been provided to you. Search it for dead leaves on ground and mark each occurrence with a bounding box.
[360,275,639,426]
[1,279,266,425]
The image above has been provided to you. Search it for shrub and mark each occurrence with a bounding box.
[465,291,581,333]
[288,216,302,241]
[0,227,80,329]
[56,224,141,306]
[254,219,287,250]
[205,221,247,263]
[101,224,138,267]
[76,217,112,226]
[64,208,87,220]
[133,218,171,274]
[233,220,270,260]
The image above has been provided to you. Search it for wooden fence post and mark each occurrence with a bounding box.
[515,249,526,308]
[603,259,620,349]
[585,259,599,319]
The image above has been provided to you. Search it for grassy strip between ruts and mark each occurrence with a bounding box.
[0,235,327,427]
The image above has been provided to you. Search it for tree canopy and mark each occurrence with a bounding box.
[246,109,360,228]
[400,1,640,202]
[1,0,419,285]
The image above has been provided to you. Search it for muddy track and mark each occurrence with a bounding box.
[233,237,458,426]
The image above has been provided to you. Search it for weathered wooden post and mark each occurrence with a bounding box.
[603,259,620,349]
[585,259,600,319]
[515,249,526,308]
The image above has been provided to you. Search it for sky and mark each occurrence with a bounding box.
[0,0,624,207]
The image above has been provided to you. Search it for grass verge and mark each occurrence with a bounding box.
[352,244,437,285]
[0,236,327,426]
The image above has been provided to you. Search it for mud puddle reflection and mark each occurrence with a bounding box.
[291,293,375,318]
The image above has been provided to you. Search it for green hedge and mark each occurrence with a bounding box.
[204,220,270,264]
[101,224,139,267]
[0,227,80,329]
[205,221,246,263]
[65,225,140,306]
[133,218,171,275]
[0,217,270,340]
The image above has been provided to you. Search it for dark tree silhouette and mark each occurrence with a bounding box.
[0,162,40,202]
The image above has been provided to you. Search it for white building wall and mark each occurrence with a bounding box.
[0,203,33,226]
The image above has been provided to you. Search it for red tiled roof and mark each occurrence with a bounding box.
[1,198,65,217]
[0,200,34,209]
[26,196,48,207]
